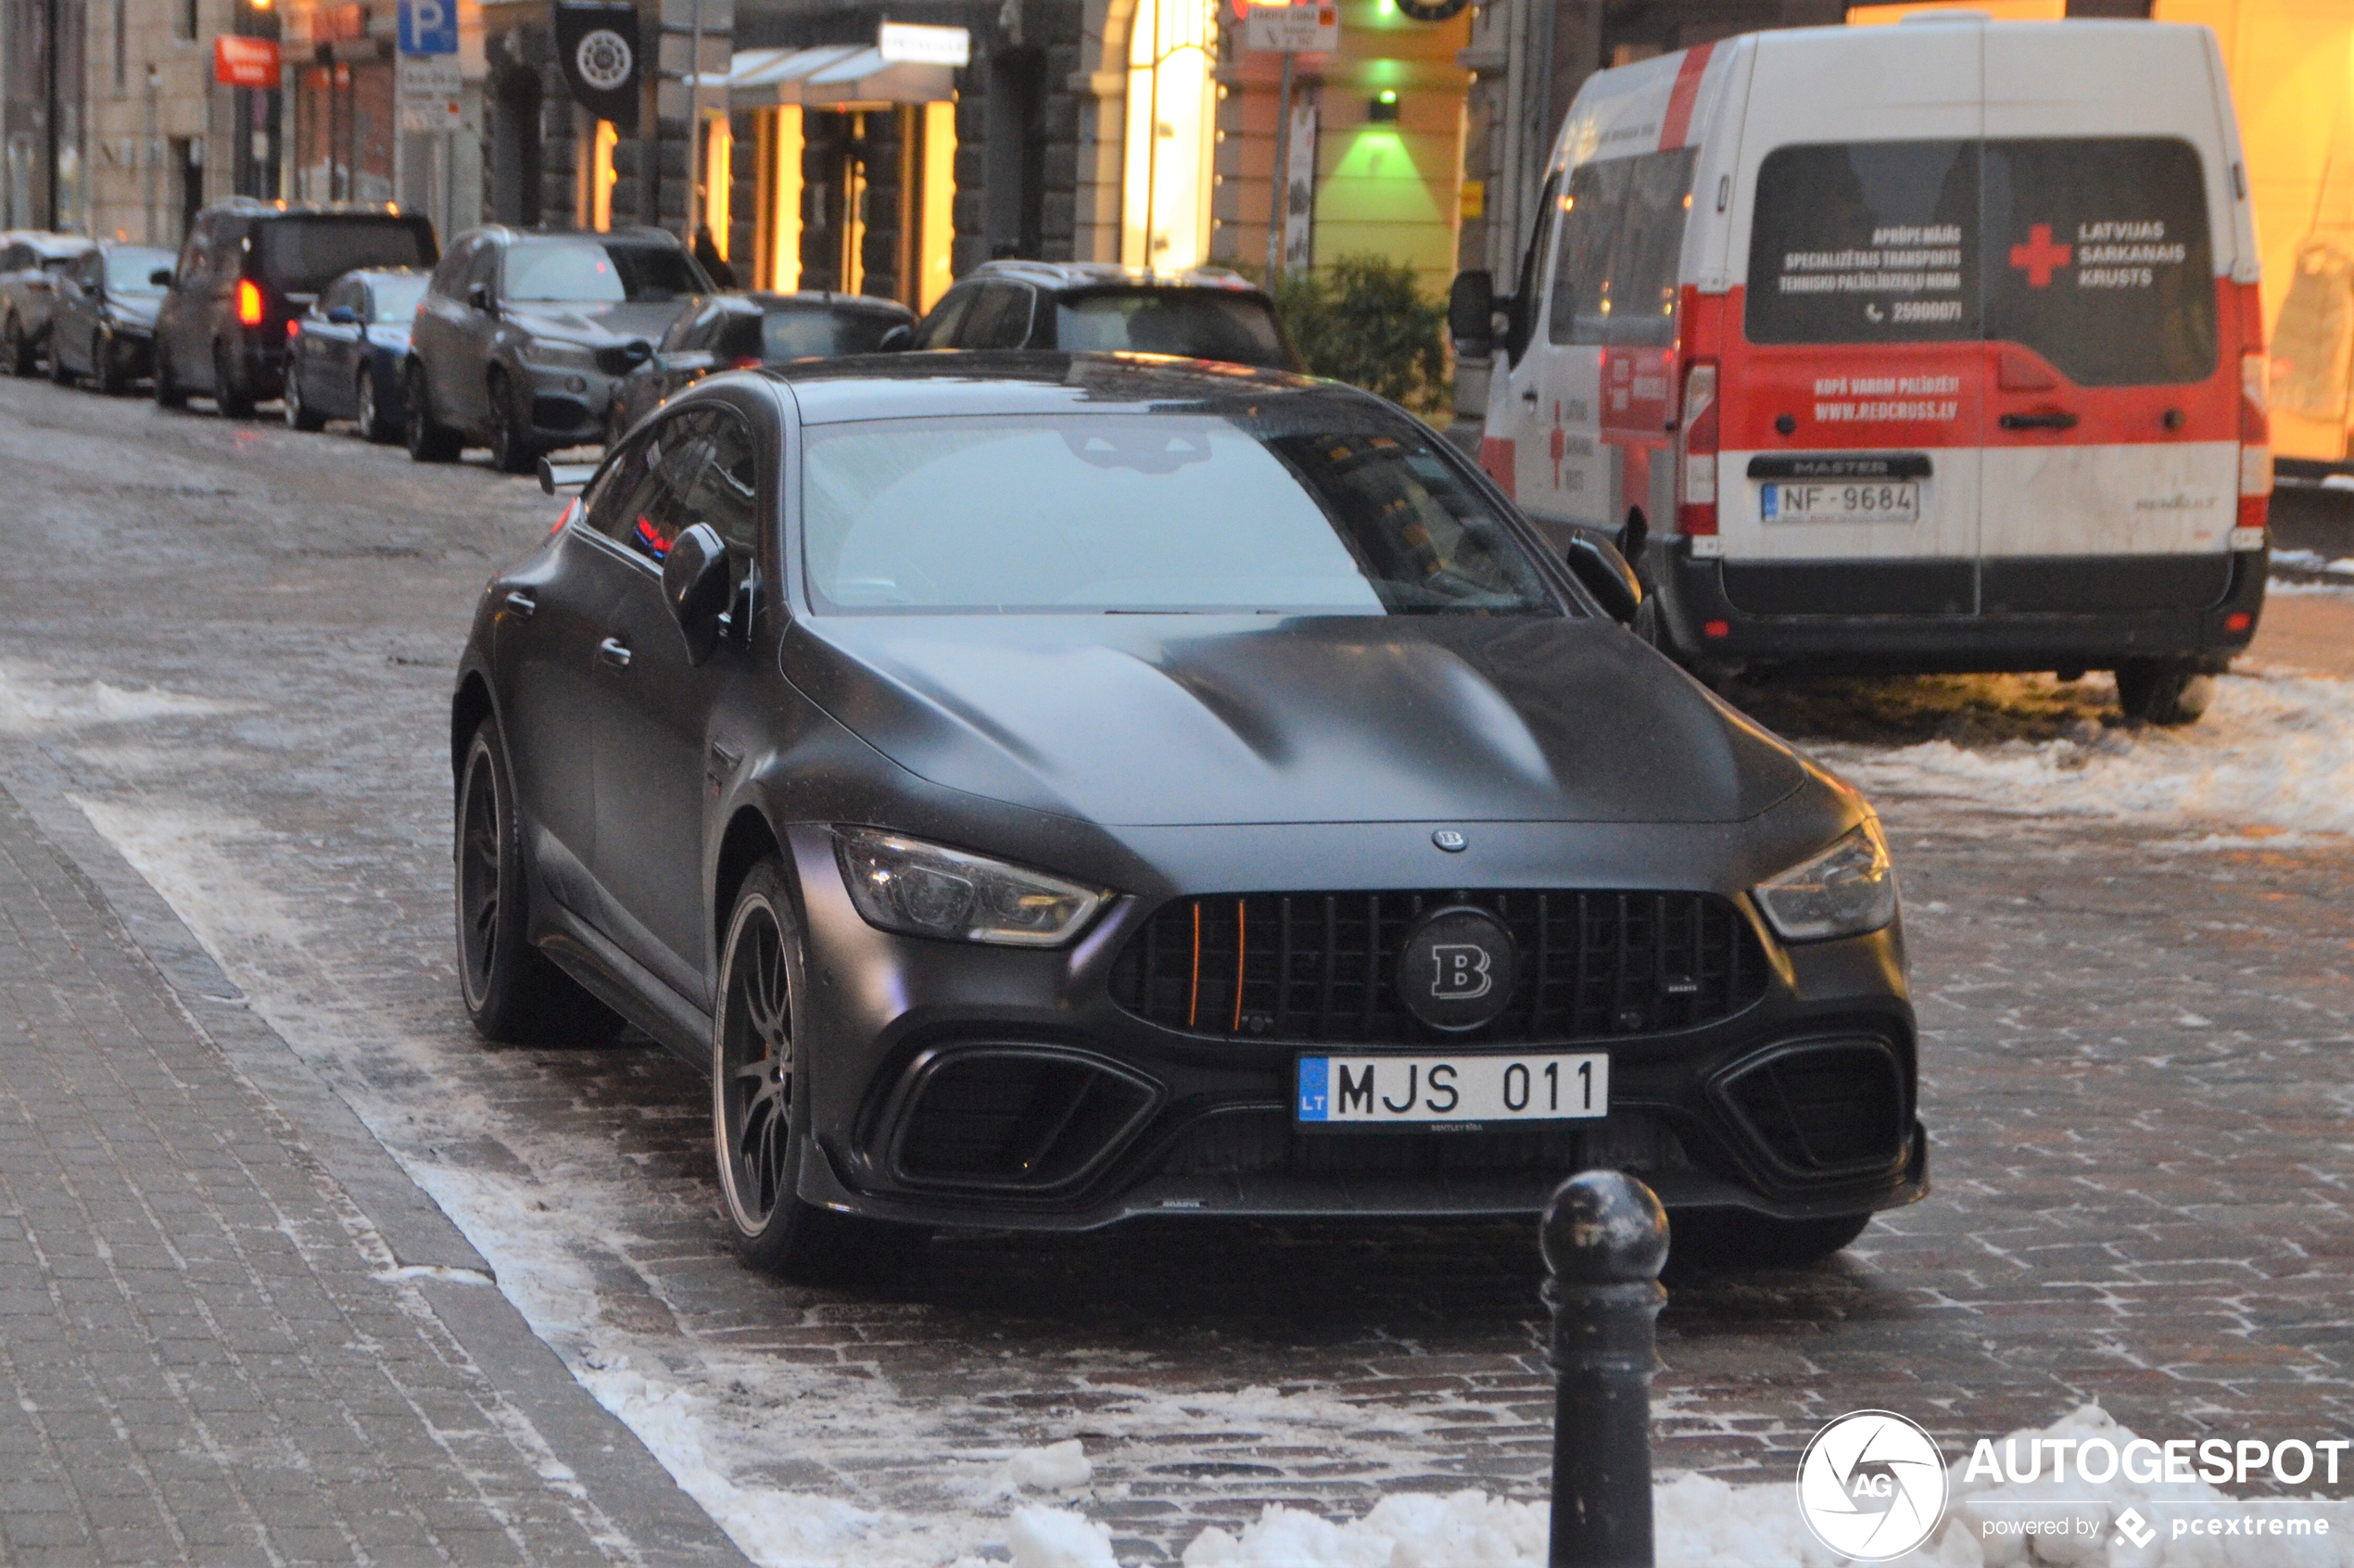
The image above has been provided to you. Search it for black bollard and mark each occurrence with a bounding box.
[1541,1170,1670,1568]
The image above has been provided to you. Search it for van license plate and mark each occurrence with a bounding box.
[1297,1053,1608,1126]
[1761,481,1918,525]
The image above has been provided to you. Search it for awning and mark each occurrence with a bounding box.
[706,44,956,109]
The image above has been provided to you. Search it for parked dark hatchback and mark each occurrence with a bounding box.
[406,226,712,472]
[48,243,175,394]
[152,201,438,417]
[604,290,917,444]
[911,260,1300,372]
[450,355,1921,1279]
[284,268,429,441]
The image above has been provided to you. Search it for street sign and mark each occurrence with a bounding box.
[398,0,459,55]
[1244,1,1336,54]
[399,55,463,131]
[213,35,280,88]
[877,21,970,66]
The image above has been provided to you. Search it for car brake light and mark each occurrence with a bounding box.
[729,355,762,371]
[2238,349,2271,537]
[1677,360,1718,537]
[286,319,300,338]
[237,279,264,327]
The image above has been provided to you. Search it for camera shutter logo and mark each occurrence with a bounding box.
[576,30,632,91]
[1796,1410,1949,1562]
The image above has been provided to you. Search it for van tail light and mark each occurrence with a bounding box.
[286,319,300,338]
[1677,360,1719,537]
[2237,349,2272,539]
[236,279,265,327]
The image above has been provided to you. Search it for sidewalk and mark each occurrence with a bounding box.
[0,778,746,1567]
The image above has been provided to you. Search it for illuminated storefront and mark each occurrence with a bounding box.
[1123,0,1218,269]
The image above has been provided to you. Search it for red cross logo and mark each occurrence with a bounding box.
[1550,402,1566,487]
[2008,223,2071,289]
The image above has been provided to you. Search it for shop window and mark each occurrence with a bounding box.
[1122,0,1217,270]
[755,108,803,291]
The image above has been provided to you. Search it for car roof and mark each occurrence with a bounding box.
[759,350,1346,424]
[12,233,96,258]
[739,290,917,318]
[964,259,1267,297]
[201,199,425,222]
[479,224,685,247]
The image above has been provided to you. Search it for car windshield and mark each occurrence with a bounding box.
[505,242,703,303]
[746,306,905,361]
[258,221,431,295]
[105,247,174,294]
[1053,291,1289,368]
[370,274,428,321]
[802,411,1559,615]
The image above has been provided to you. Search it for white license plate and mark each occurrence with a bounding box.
[1760,480,1919,525]
[1296,1053,1608,1126]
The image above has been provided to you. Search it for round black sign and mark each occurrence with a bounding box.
[1395,906,1517,1033]
[1394,0,1470,19]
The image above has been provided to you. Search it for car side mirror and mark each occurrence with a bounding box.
[663,523,733,665]
[594,338,652,376]
[538,457,599,495]
[149,269,173,288]
[1449,270,1495,358]
[875,323,913,353]
[1564,532,1643,626]
[466,282,495,315]
[325,305,359,324]
[653,348,714,376]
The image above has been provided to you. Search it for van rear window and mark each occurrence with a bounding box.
[1548,149,1697,347]
[1745,140,1981,348]
[1746,137,2216,386]
[259,221,433,297]
[1983,138,2214,386]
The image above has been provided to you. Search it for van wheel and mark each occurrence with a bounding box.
[2114,661,2214,727]
[153,342,188,408]
[213,343,256,418]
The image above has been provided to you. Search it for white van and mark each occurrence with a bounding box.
[1453,18,2271,724]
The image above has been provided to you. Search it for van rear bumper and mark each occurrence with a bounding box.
[1652,541,2266,674]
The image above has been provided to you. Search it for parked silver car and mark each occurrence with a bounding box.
[0,232,98,375]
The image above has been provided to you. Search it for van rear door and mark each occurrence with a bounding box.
[1721,25,1984,615]
[1977,23,2241,613]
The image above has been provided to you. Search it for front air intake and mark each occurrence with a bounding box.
[885,1047,1161,1195]
[1711,1039,1910,1181]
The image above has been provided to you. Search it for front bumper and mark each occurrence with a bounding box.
[1652,538,2266,674]
[781,825,1926,1233]
[520,360,619,444]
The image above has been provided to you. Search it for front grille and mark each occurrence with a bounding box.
[1107,890,1766,1043]
[1712,1040,1909,1179]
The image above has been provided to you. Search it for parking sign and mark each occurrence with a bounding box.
[398,0,458,55]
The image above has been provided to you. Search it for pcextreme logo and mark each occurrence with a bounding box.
[1796,1410,1950,1562]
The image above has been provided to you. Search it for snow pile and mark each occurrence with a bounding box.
[1009,1508,1120,1568]
[1006,1440,1095,1494]
[0,666,247,734]
[1816,668,2354,839]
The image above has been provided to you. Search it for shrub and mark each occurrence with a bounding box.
[1269,253,1450,413]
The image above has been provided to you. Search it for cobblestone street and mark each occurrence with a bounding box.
[0,375,2349,1562]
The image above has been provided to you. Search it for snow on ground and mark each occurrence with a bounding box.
[1810,666,2354,841]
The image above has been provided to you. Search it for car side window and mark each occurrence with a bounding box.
[0,244,25,272]
[668,410,761,581]
[961,283,1034,348]
[463,242,500,301]
[429,239,473,298]
[587,415,697,562]
[914,285,977,349]
[580,429,661,544]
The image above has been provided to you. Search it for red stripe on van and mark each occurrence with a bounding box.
[1659,43,1714,151]
[1479,436,1516,498]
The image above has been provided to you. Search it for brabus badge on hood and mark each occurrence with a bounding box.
[1432,829,1467,853]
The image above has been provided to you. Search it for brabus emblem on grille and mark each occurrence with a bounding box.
[1397,907,1517,1032]
[1432,829,1467,853]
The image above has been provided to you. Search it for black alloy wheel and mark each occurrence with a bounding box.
[453,718,624,1044]
[153,341,188,408]
[405,364,461,462]
[713,860,844,1275]
[487,371,538,474]
[285,363,326,431]
[2114,660,2214,727]
[213,341,256,418]
[92,331,126,396]
[1,313,28,375]
[356,367,392,444]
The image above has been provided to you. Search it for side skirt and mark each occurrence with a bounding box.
[534,906,713,1072]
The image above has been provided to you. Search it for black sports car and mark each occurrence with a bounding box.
[451,354,1923,1277]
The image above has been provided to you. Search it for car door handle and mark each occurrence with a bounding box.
[598,637,632,669]
[1999,411,2080,431]
[501,589,537,620]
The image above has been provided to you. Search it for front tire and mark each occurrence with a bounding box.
[405,363,462,462]
[454,718,625,1045]
[93,333,127,396]
[212,342,255,418]
[48,335,74,386]
[2114,661,2214,727]
[487,371,539,474]
[356,366,394,443]
[153,340,188,408]
[285,365,326,430]
[713,861,843,1276]
[1,313,29,375]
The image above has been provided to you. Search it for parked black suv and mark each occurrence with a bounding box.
[910,260,1300,371]
[603,289,915,443]
[152,200,438,417]
[404,226,711,472]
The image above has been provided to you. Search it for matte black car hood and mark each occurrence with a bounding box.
[783,614,1807,827]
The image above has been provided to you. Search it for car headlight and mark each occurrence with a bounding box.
[521,338,596,372]
[1753,819,1897,942]
[834,828,1109,947]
